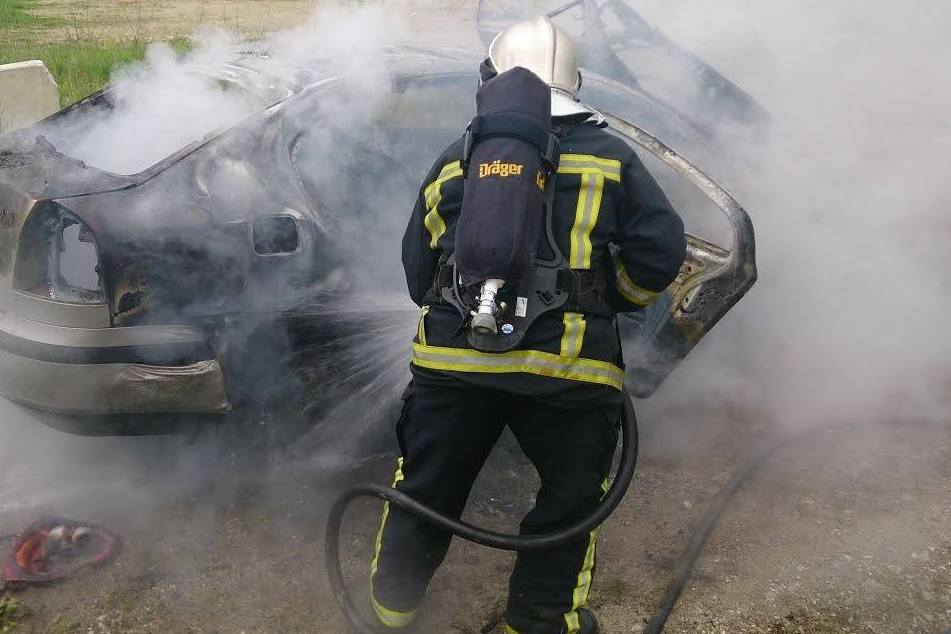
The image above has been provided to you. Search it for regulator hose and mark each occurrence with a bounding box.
[325,392,639,634]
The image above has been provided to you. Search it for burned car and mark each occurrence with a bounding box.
[0,1,757,436]
[478,0,768,151]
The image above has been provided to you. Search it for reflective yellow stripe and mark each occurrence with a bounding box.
[370,458,417,628]
[560,312,586,359]
[561,157,609,360]
[561,153,623,168]
[504,626,521,634]
[614,254,662,307]
[562,153,618,269]
[371,594,417,629]
[564,478,610,633]
[423,161,463,249]
[563,528,601,633]
[417,306,430,346]
[567,173,605,269]
[558,153,622,182]
[411,343,624,391]
[370,458,404,581]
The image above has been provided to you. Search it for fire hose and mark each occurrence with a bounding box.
[325,391,639,634]
[325,407,951,634]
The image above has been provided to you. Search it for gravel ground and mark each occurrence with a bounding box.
[2,406,949,634]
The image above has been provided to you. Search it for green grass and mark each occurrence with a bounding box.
[0,596,29,633]
[0,0,64,29]
[1,40,148,105]
[0,36,193,106]
[1,0,193,105]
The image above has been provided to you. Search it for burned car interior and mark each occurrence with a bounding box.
[0,0,758,434]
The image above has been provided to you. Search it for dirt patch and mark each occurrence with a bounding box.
[3,417,950,634]
[24,0,480,47]
[33,0,330,41]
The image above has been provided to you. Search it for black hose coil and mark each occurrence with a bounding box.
[325,392,639,633]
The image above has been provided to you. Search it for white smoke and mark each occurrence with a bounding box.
[0,4,948,631]
[18,0,951,455]
[633,0,951,430]
[47,5,403,175]
[0,4,415,519]
[11,0,949,468]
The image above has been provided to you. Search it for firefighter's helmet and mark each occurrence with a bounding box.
[488,16,590,118]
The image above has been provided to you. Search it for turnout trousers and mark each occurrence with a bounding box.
[369,378,620,634]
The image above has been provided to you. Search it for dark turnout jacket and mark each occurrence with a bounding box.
[402,120,686,406]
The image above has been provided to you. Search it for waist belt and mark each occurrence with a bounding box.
[423,263,612,315]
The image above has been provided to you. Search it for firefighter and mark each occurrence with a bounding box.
[369,16,686,634]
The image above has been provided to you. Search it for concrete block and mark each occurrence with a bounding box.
[0,60,60,133]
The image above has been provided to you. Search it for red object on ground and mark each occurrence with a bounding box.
[2,517,120,584]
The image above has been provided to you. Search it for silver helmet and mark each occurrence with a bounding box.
[488,16,592,118]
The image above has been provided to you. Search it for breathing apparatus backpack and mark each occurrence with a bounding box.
[437,66,568,352]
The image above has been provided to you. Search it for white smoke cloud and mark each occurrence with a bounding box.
[8,0,950,498]
[633,0,951,429]
[47,5,404,175]
[0,3,415,518]
[1,6,948,632]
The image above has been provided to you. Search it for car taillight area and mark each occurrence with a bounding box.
[14,202,104,305]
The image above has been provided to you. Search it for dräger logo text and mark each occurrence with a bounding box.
[479,160,524,178]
